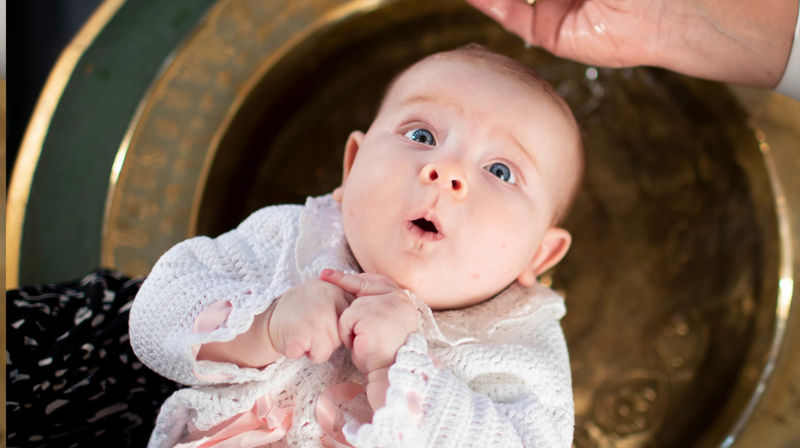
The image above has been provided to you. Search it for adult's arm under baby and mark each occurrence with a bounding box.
[465,0,798,89]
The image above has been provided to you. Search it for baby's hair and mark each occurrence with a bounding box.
[379,43,585,224]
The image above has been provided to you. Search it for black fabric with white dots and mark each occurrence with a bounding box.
[6,269,179,447]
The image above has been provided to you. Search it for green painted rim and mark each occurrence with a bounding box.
[14,0,216,285]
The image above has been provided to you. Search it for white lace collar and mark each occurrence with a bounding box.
[413,282,565,346]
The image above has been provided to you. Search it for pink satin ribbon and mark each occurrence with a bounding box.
[315,383,366,448]
[193,301,233,334]
[174,394,293,448]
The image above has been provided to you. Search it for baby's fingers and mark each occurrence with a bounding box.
[321,269,398,299]
[338,302,358,350]
[338,304,369,372]
[307,327,340,364]
[281,333,311,359]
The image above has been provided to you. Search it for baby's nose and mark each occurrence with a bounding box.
[419,163,468,200]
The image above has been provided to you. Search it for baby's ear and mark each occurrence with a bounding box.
[333,131,365,203]
[517,228,572,286]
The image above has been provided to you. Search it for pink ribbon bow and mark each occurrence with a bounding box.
[174,394,293,448]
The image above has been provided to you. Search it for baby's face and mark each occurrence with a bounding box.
[337,54,580,309]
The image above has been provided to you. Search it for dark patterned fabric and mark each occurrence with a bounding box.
[6,269,179,447]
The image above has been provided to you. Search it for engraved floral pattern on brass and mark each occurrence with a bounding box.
[103,0,799,446]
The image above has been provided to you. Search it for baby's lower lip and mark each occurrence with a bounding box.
[407,220,445,241]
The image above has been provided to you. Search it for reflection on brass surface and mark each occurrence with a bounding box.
[103,0,799,446]
[724,87,800,448]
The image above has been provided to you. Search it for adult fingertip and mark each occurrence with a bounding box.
[320,268,335,278]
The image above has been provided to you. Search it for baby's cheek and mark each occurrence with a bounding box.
[481,217,535,277]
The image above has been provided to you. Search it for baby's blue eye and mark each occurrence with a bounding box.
[404,128,436,146]
[486,162,516,184]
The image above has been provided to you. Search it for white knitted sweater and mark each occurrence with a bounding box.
[129,195,574,447]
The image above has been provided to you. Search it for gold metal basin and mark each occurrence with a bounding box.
[10,0,800,446]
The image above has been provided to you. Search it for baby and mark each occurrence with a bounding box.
[130,43,583,447]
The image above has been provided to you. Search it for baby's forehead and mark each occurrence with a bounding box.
[386,53,565,111]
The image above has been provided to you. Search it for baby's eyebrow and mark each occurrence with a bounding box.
[395,94,464,115]
[507,132,540,175]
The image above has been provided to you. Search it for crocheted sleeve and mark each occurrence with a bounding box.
[345,309,574,447]
[129,204,304,386]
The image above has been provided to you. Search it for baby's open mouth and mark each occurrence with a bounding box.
[411,217,438,233]
[407,213,444,241]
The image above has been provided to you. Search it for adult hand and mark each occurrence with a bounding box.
[321,269,418,410]
[465,0,797,88]
[268,278,352,364]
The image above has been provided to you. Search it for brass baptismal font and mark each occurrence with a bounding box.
[9,0,800,446]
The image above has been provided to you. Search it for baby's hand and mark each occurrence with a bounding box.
[320,269,418,375]
[268,278,352,364]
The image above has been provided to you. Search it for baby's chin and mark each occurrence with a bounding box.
[422,290,499,310]
[356,257,507,310]
[393,277,502,311]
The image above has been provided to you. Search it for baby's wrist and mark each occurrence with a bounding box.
[263,299,280,354]
[367,366,390,383]
[194,300,282,368]
[365,367,391,411]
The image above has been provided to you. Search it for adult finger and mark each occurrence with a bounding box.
[463,0,537,44]
[320,269,398,298]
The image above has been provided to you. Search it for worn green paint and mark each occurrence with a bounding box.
[20,0,217,285]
